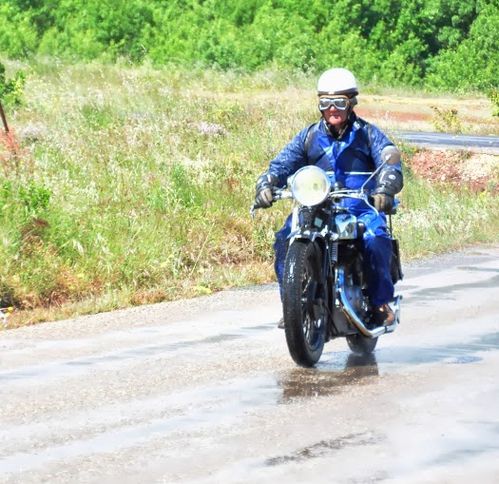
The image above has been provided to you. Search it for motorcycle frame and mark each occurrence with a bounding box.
[287,198,401,340]
[250,157,403,340]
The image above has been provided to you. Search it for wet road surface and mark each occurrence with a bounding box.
[1,246,498,483]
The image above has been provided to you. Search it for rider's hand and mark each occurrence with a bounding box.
[255,185,273,208]
[254,172,277,209]
[372,193,394,213]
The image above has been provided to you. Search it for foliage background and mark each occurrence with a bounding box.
[0,62,497,327]
[0,2,498,326]
[0,0,498,92]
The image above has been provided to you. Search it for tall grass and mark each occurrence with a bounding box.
[0,60,497,325]
[396,171,498,257]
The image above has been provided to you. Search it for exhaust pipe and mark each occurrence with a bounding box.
[337,267,402,338]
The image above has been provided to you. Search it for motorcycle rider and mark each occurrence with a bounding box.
[254,67,403,328]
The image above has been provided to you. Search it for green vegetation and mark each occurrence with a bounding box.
[397,175,498,257]
[0,62,497,326]
[0,0,498,92]
[489,89,499,117]
[430,106,463,133]
[0,2,497,327]
[0,62,25,106]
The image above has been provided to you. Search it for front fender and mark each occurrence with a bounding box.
[288,229,325,245]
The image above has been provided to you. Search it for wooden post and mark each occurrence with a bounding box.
[0,100,9,133]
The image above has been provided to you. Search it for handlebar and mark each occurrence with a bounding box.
[251,157,401,217]
[250,187,379,218]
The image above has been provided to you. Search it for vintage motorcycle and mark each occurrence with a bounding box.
[252,150,403,367]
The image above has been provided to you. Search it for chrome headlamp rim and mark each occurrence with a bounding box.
[290,165,331,207]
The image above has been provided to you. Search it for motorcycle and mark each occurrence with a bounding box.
[252,149,403,367]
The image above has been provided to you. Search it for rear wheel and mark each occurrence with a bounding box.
[346,333,378,355]
[283,240,326,367]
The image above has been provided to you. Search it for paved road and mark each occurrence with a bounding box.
[1,246,498,483]
[395,131,499,154]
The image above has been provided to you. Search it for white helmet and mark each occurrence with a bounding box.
[317,68,358,97]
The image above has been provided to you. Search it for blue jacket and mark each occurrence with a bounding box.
[268,114,402,200]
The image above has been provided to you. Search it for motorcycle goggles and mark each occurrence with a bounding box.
[318,96,350,111]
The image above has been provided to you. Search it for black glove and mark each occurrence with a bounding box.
[372,192,394,213]
[254,172,277,209]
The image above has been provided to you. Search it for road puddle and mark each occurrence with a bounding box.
[375,331,499,367]
[407,273,499,302]
[276,332,498,402]
[278,353,379,401]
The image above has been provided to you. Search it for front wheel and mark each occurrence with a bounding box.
[346,333,378,355]
[283,240,326,367]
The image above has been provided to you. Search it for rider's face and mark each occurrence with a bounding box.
[322,105,349,127]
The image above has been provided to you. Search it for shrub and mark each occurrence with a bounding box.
[488,89,499,117]
[430,106,463,133]
[0,62,26,106]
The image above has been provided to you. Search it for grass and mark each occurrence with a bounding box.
[396,174,499,258]
[0,60,498,328]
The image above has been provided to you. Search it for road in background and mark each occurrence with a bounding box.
[395,131,499,154]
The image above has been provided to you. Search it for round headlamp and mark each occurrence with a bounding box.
[290,166,331,206]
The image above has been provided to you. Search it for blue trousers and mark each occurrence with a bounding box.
[273,211,394,307]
